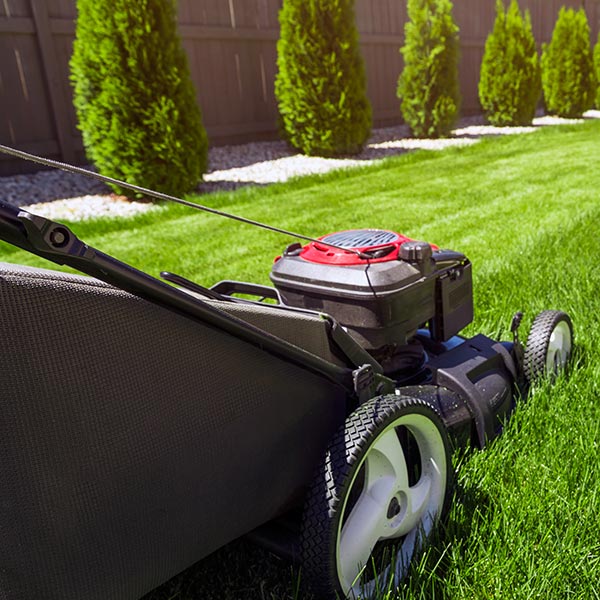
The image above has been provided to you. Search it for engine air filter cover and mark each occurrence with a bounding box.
[300,229,417,265]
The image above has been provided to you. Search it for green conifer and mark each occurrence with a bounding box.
[593,32,600,108]
[70,0,208,197]
[397,0,461,138]
[541,7,595,118]
[479,0,541,126]
[275,0,372,157]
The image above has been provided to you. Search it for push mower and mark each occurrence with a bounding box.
[0,146,573,600]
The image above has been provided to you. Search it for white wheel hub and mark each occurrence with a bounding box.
[336,413,447,598]
[546,320,572,375]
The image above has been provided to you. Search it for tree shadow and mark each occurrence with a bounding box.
[1,166,111,205]
[395,478,494,599]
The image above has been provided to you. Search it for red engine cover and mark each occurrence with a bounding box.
[299,229,438,266]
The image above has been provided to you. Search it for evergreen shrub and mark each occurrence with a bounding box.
[398,0,461,138]
[479,0,541,126]
[275,0,372,157]
[70,0,208,197]
[593,33,600,108]
[541,7,595,118]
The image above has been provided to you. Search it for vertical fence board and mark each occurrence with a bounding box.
[46,0,75,20]
[52,34,77,139]
[262,39,278,114]
[272,0,283,28]
[177,1,191,24]
[202,40,227,129]
[1,0,31,18]
[2,34,55,142]
[256,0,270,29]
[373,0,385,35]
[231,0,251,29]
[355,0,373,34]
[30,0,74,161]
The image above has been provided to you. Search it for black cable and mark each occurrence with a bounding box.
[364,257,379,303]
[0,144,370,259]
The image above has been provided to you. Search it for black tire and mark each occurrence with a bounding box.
[300,395,453,600]
[523,310,573,384]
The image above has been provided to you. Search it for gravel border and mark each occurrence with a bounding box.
[3,111,599,221]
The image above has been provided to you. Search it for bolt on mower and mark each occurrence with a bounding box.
[0,145,573,600]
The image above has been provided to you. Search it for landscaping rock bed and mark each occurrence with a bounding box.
[2,112,598,222]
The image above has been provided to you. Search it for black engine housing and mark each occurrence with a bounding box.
[270,231,474,352]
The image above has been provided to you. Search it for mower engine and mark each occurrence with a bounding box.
[271,229,473,374]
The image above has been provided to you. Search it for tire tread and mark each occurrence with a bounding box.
[523,310,573,383]
[300,395,451,599]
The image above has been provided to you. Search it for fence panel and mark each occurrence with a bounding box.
[179,0,280,142]
[357,0,405,123]
[0,12,58,156]
[1,0,598,174]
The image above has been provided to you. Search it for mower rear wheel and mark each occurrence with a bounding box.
[524,310,573,383]
[300,395,452,599]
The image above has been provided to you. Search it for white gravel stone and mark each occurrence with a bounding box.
[584,109,600,119]
[204,154,375,184]
[369,137,479,151]
[20,194,161,221]
[3,110,599,222]
[452,112,595,137]
[453,124,538,136]
[533,115,585,126]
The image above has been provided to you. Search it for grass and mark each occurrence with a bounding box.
[2,120,600,599]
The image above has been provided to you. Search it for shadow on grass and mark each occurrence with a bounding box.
[141,538,310,600]
[394,479,494,600]
[141,477,492,600]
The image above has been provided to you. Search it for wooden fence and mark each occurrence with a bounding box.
[0,0,597,174]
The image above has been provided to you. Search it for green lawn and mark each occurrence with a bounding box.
[2,120,600,599]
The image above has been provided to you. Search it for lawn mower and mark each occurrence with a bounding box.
[0,145,573,600]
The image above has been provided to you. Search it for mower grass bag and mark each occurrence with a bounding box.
[0,152,573,600]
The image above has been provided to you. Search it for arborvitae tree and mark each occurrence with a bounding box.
[541,7,595,118]
[594,33,600,108]
[398,0,461,138]
[70,0,208,197]
[479,0,541,126]
[275,0,372,157]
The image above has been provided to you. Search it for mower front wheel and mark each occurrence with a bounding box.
[300,394,452,599]
[523,310,573,383]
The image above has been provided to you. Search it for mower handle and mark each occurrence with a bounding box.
[0,199,360,392]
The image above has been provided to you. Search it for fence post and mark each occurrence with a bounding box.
[29,0,76,163]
